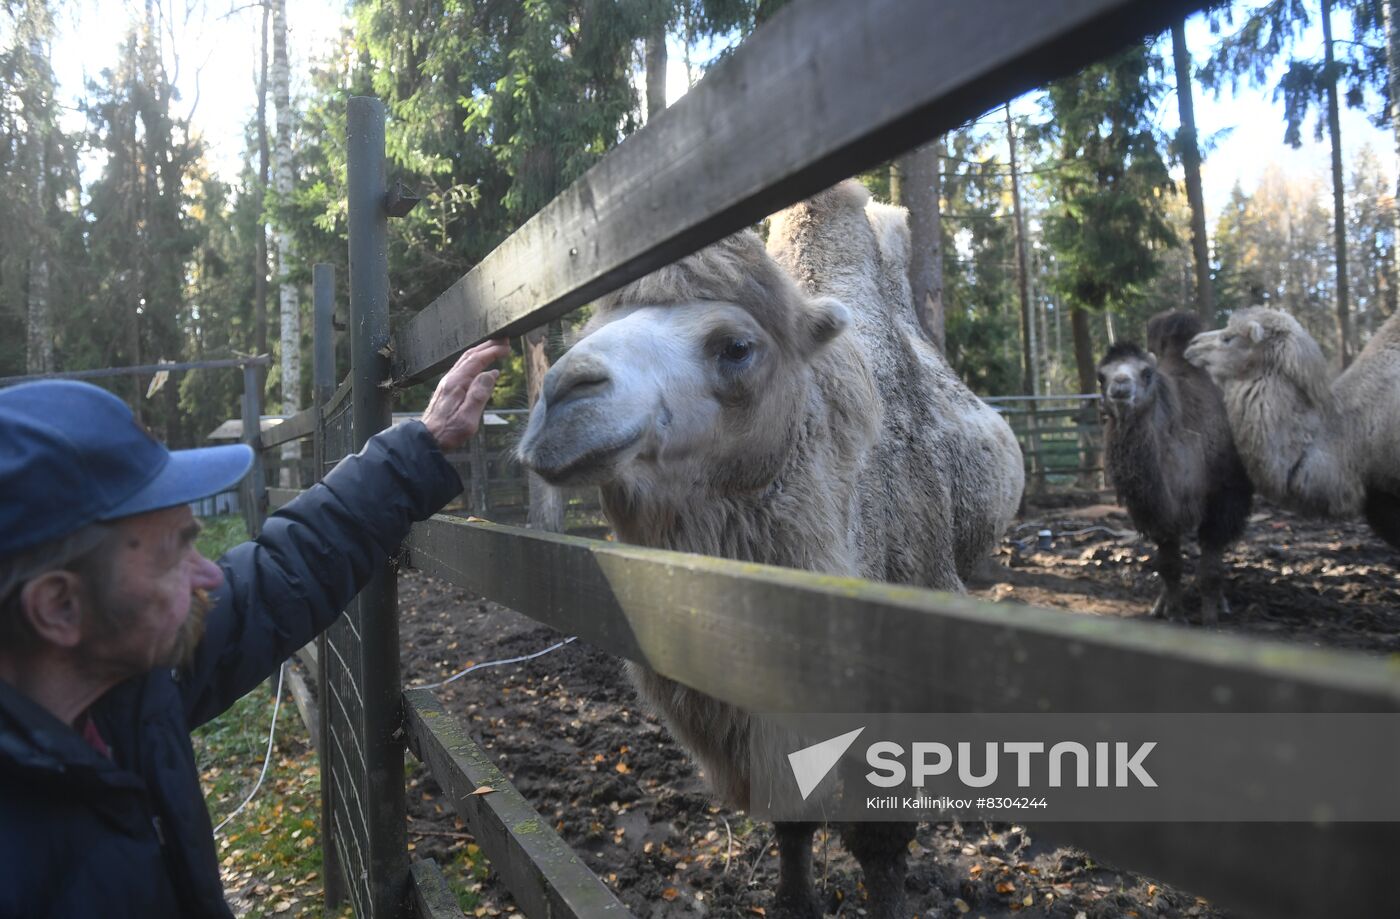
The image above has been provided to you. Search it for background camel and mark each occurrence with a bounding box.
[1185,307,1400,549]
[1097,311,1253,624]
[518,180,1023,919]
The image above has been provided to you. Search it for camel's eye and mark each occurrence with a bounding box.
[1141,366,1154,383]
[718,338,753,366]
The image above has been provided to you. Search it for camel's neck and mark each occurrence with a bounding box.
[1105,380,1175,493]
[1224,364,1360,516]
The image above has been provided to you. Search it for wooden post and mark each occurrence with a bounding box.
[347,95,409,919]
[310,261,344,913]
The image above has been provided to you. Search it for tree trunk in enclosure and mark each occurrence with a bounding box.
[525,329,565,531]
[893,140,944,349]
[1071,307,1100,488]
[1322,0,1351,366]
[1171,19,1215,323]
[1006,104,1036,396]
[645,20,666,119]
[272,0,300,484]
[26,138,52,374]
[1387,0,1400,319]
[253,0,270,394]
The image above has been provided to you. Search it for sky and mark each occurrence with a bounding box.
[45,1,1397,223]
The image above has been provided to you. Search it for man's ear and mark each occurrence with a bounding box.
[19,572,87,649]
[801,296,851,351]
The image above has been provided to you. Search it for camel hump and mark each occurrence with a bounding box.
[1101,339,1149,366]
[1146,310,1204,361]
[798,178,872,220]
[864,199,911,277]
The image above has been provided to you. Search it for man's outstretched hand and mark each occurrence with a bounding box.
[421,338,512,451]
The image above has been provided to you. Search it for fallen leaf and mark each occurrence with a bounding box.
[471,785,495,796]
[996,881,1016,894]
[661,888,679,901]
[953,898,971,914]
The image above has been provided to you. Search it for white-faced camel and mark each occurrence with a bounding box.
[519,180,1024,918]
[1185,307,1400,549]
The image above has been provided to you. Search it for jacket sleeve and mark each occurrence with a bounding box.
[180,420,463,728]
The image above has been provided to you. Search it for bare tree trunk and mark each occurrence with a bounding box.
[272,0,300,484]
[1071,307,1100,488]
[1035,247,1050,390]
[1171,19,1215,323]
[254,0,269,390]
[1387,0,1400,320]
[524,328,565,532]
[1006,104,1037,395]
[645,20,666,119]
[1322,0,1351,366]
[26,139,52,374]
[891,141,944,348]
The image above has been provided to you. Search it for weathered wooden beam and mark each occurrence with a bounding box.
[404,518,1400,917]
[391,0,1206,384]
[409,858,465,919]
[258,405,319,448]
[284,661,321,755]
[402,690,633,918]
[323,375,353,422]
[404,516,1400,716]
[296,641,320,683]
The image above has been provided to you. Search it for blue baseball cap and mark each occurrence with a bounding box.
[0,380,254,557]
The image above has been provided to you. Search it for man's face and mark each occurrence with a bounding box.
[82,505,224,677]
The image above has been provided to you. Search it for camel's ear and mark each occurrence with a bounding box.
[1246,320,1266,343]
[1146,351,1159,367]
[800,296,851,350]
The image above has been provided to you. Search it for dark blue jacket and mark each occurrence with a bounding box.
[0,421,461,918]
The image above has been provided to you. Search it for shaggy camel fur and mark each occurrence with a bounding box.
[518,180,1023,918]
[1185,307,1400,549]
[1097,311,1253,624]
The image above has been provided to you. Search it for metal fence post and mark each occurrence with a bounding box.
[347,95,409,919]
[240,363,267,537]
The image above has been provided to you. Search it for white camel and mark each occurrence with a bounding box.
[1185,307,1400,549]
[519,180,1024,918]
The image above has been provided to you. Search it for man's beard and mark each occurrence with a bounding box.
[165,588,212,671]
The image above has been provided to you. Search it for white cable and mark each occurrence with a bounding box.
[213,662,286,837]
[1055,524,1136,539]
[411,636,578,691]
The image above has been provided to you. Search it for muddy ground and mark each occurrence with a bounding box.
[396,493,1398,918]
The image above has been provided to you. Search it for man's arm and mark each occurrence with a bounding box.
[179,340,509,727]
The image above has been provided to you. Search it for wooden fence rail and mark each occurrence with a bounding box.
[389,0,1206,385]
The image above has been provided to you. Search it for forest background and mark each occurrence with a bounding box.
[1,0,1397,448]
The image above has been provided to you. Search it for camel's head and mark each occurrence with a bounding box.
[517,231,851,494]
[1184,307,1320,389]
[1096,341,1158,417]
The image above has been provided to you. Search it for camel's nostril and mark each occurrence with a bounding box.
[546,372,611,410]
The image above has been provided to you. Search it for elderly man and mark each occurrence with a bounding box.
[0,339,510,918]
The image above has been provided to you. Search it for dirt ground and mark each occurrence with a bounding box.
[392,491,1398,919]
